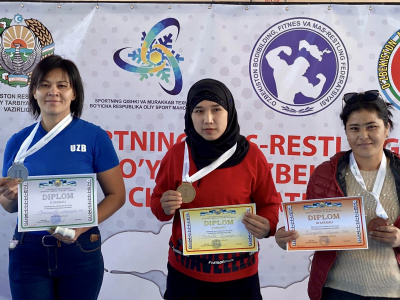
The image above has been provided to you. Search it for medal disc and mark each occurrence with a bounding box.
[7,163,29,181]
[177,182,196,203]
[367,216,387,232]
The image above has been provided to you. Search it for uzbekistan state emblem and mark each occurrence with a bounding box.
[0,15,55,87]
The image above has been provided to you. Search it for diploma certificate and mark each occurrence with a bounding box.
[179,204,258,256]
[282,197,368,251]
[17,174,98,232]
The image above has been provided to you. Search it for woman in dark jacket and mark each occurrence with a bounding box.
[275,90,400,300]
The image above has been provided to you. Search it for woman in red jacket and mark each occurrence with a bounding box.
[151,78,280,300]
[276,90,400,300]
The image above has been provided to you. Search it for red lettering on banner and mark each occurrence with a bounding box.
[246,135,257,142]
[145,160,161,179]
[293,165,307,184]
[150,132,155,151]
[120,159,161,179]
[287,136,301,155]
[276,164,290,184]
[271,135,285,154]
[318,136,334,156]
[269,163,316,185]
[115,131,129,150]
[254,134,341,157]
[303,136,317,156]
[131,131,147,151]
[107,131,186,152]
[285,193,305,201]
[107,132,343,156]
[120,159,137,178]
[129,187,151,207]
[384,138,399,154]
[158,132,174,151]
[109,132,346,206]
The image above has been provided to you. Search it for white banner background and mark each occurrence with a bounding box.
[0,2,399,299]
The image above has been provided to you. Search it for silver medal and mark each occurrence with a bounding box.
[7,163,29,181]
[8,115,72,183]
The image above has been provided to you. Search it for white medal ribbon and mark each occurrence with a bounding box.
[13,114,73,164]
[182,141,237,183]
[349,151,388,219]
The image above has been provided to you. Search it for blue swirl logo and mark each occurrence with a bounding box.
[114,18,184,95]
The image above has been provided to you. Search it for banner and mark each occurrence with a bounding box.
[0,2,399,299]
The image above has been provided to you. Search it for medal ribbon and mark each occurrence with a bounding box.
[14,114,73,164]
[182,141,237,183]
[349,151,388,219]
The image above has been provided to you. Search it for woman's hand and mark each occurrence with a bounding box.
[274,226,299,250]
[0,178,19,200]
[160,190,182,215]
[0,177,20,212]
[49,227,91,244]
[369,224,400,248]
[242,213,271,239]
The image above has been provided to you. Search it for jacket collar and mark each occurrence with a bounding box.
[331,149,400,199]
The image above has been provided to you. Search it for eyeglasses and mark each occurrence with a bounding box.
[342,90,380,104]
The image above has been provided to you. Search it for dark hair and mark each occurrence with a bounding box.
[28,55,84,119]
[340,92,394,131]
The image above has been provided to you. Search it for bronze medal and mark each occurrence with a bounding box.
[177,182,196,203]
[367,216,387,232]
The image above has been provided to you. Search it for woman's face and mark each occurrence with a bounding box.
[33,68,75,121]
[191,100,228,141]
[345,109,389,163]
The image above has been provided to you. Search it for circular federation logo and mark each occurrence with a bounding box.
[377,30,400,110]
[249,18,349,116]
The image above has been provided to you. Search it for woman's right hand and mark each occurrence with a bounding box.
[0,177,20,212]
[275,226,299,250]
[160,190,182,215]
